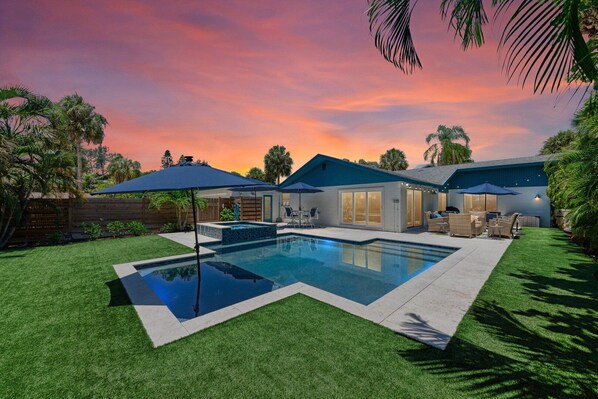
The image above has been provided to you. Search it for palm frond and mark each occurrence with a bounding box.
[367,0,422,73]
[441,0,488,49]
[498,0,598,94]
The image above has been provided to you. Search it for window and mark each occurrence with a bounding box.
[438,192,446,212]
[463,194,497,212]
[340,190,382,227]
[282,193,291,206]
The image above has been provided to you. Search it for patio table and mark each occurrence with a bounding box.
[488,224,502,239]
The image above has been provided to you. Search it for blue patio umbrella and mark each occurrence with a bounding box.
[229,183,279,221]
[93,157,269,272]
[280,182,323,227]
[459,183,520,211]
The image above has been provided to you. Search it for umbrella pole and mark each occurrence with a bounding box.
[190,189,201,273]
[299,193,302,228]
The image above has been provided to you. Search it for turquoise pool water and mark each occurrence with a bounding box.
[138,235,456,320]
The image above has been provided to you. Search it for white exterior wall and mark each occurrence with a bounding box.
[288,182,402,232]
[447,186,550,227]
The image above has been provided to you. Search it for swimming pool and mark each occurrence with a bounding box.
[137,235,456,321]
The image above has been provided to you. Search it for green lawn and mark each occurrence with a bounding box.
[0,229,596,398]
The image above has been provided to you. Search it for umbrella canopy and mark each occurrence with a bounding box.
[279,182,323,227]
[93,157,269,278]
[458,183,521,195]
[279,182,323,193]
[231,184,279,193]
[94,162,265,194]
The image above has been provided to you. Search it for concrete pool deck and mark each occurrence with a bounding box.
[114,228,511,350]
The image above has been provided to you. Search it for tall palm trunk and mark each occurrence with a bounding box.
[76,143,83,190]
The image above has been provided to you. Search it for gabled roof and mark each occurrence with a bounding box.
[393,155,552,186]
[282,154,553,188]
[280,154,438,188]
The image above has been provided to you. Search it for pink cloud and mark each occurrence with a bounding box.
[0,0,578,174]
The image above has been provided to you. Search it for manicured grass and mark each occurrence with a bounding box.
[0,229,596,398]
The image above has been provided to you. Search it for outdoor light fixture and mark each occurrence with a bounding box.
[534,194,542,200]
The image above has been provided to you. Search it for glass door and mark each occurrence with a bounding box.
[340,190,382,227]
[406,189,422,228]
[263,195,273,222]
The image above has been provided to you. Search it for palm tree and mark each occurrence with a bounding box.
[539,130,579,155]
[264,145,293,184]
[54,94,107,189]
[379,148,408,171]
[367,1,598,95]
[106,154,141,184]
[0,86,78,248]
[424,125,472,166]
[149,191,207,231]
[546,95,598,250]
[246,167,266,181]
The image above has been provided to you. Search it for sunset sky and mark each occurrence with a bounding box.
[1,0,581,174]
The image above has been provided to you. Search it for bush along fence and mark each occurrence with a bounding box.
[8,196,262,246]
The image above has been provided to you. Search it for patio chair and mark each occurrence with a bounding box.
[469,211,487,233]
[489,213,520,239]
[425,211,448,233]
[306,207,319,228]
[448,213,483,238]
[283,206,298,227]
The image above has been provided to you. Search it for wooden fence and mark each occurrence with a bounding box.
[9,196,261,245]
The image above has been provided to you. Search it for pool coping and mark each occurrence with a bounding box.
[114,228,511,350]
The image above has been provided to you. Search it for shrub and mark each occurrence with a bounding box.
[107,221,127,238]
[81,222,103,240]
[46,230,64,245]
[220,208,235,221]
[160,222,177,233]
[127,221,147,236]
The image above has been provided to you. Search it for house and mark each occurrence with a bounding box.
[278,154,552,231]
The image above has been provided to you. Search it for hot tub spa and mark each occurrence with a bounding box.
[198,221,277,244]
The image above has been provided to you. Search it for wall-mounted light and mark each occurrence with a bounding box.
[534,194,541,200]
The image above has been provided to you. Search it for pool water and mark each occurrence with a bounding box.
[138,235,456,320]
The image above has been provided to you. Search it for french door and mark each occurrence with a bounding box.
[406,189,422,227]
[340,190,382,227]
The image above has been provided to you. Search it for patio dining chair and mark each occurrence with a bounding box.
[306,207,319,228]
[283,206,299,227]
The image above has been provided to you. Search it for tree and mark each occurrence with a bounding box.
[149,191,207,231]
[546,95,598,251]
[539,130,579,155]
[424,125,472,166]
[230,171,242,176]
[358,159,380,168]
[367,1,598,96]
[54,94,107,190]
[246,167,266,181]
[177,154,185,165]
[106,154,141,184]
[161,150,173,169]
[379,149,408,171]
[82,145,109,175]
[264,145,293,184]
[0,86,78,248]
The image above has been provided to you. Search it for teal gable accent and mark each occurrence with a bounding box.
[285,159,398,187]
[446,165,548,189]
